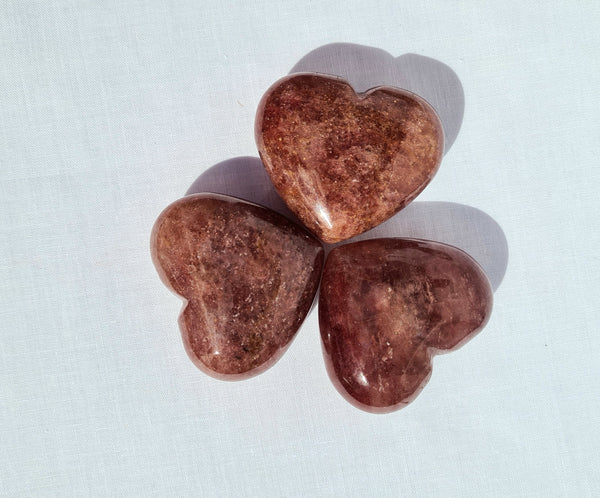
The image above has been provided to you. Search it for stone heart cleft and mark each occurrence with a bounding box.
[255,73,444,243]
[151,193,324,380]
[319,238,492,413]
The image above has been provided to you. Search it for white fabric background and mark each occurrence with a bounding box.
[1,1,599,496]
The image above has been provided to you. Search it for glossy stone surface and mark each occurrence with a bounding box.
[256,73,444,243]
[151,193,324,380]
[319,238,492,413]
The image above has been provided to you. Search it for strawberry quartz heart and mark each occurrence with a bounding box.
[319,238,492,413]
[151,193,324,379]
[255,73,444,243]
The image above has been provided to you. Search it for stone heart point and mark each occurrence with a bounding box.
[151,193,324,380]
[256,73,444,243]
[319,238,492,413]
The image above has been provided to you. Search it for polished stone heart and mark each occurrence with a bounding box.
[151,193,324,379]
[319,238,492,412]
[255,73,444,243]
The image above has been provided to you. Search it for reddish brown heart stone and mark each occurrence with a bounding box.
[255,73,444,243]
[319,238,492,413]
[151,193,324,380]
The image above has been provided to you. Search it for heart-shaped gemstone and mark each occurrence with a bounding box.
[319,238,492,412]
[151,193,324,379]
[255,73,444,243]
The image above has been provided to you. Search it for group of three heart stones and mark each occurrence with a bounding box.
[151,73,493,412]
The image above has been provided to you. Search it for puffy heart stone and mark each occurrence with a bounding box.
[319,238,492,412]
[255,73,444,243]
[151,193,324,380]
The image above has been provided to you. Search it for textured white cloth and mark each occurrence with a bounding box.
[1,1,599,496]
